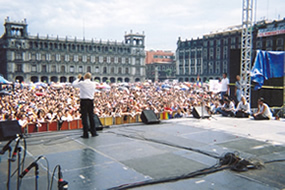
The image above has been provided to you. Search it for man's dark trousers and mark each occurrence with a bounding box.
[80,99,97,137]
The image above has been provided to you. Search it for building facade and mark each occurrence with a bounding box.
[145,50,176,81]
[176,18,285,82]
[0,17,146,83]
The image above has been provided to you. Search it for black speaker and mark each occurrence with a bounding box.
[140,110,160,124]
[192,106,210,119]
[94,114,103,130]
[0,120,22,141]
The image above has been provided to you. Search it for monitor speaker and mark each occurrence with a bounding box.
[140,110,160,124]
[94,114,104,130]
[0,120,22,141]
[192,106,210,119]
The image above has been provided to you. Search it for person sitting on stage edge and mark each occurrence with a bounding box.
[216,98,235,117]
[235,95,251,118]
[253,97,272,120]
[72,72,98,138]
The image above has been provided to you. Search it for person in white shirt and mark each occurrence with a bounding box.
[220,73,230,101]
[235,96,250,118]
[72,72,98,138]
[253,97,272,120]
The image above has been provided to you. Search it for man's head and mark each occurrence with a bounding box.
[258,97,264,104]
[84,72,92,79]
[223,73,227,78]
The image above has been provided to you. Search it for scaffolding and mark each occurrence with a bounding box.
[240,0,253,103]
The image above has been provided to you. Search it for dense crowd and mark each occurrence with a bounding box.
[0,80,273,128]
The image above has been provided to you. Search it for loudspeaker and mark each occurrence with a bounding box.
[94,114,104,130]
[0,120,22,141]
[140,110,160,124]
[192,106,210,119]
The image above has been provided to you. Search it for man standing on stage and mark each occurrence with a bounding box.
[220,73,230,101]
[72,72,98,138]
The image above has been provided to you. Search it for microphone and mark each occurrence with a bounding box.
[0,134,20,155]
[19,156,42,178]
[9,136,21,162]
[58,165,68,190]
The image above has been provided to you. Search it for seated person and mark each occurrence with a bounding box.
[253,97,272,120]
[235,96,251,118]
[216,98,235,117]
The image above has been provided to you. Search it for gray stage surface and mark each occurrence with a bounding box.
[0,116,285,190]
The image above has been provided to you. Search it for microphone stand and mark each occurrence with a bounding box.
[16,146,22,190]
[6,147,12,190]
[35,163,39,190]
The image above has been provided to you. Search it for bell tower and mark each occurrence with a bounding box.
[4,17,28,38]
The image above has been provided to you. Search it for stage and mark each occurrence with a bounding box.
[0,116,285,190]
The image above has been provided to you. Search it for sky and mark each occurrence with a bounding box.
[0,0,284,51]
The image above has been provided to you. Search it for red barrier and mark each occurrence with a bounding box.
[69,120,78,130]
[38,123,48,132]
[78,120,83,129]
[60,121,69,130]
[48,122,58,131]
[27,124,37,133]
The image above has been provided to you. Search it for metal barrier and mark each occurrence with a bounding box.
[22,112,174,134]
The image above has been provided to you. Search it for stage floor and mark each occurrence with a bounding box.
[0,116,285,190]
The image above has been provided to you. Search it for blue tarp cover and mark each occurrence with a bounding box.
[250,50,285,90]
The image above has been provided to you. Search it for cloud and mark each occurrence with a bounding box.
[0,0,284,51]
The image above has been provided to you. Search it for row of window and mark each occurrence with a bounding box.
[29,41,132,54]
[13,52,137,64]
[15,64,134,75]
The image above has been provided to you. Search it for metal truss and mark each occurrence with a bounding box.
[240,0,253,103]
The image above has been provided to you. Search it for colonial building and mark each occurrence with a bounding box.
[0,17,146,83]
[176,18,285,82]
[145,50,176,82]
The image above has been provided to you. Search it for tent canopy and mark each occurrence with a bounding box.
[0,76,12,84]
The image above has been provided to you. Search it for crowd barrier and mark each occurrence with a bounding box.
[22,111,177,134]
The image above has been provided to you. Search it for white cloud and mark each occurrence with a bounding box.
[0,0,284,51]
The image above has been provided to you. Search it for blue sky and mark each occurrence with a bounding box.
[0,0,284,51]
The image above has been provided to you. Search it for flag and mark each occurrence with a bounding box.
[251,50,285,90]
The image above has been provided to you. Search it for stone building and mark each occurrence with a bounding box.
[176,18,285,82]
[0,17,146,83]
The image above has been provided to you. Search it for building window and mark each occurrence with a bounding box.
[215,61,220,74]
[223,61,227,73]
[74,55,78,62]
[70,66,74,73]
[78,66,83,72]
[216,47,220,59]
[99,56,103,63]
[125,67,129,74]
[36,53,41,61]
[32,65,36,72]
[118,67,122,74]
[277,38,283,46]
[87,66,91,72]
[107,56,111,63]
[65,55,70,62]
[209,48,214,59]
[122,57,125,64]
[114,57,118,64]
[42,65,47,72]
[61,65,65,72]
[16,64,22,72]
[231,37,236,44]
[91,56,95,63]
[46,54,51,61]
[95,66,99,73]
[110,67,114,74]
[82,55,87,62]
[103,67,107,74]
[210,40,214,46]
[51,65,56,72]
[56,54,61,62]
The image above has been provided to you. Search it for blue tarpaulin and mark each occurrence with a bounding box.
[250,50,285,90]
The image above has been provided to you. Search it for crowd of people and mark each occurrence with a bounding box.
[0,74,274,130]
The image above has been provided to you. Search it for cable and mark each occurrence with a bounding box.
[50,165,60,190]
[107,131,220,159]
